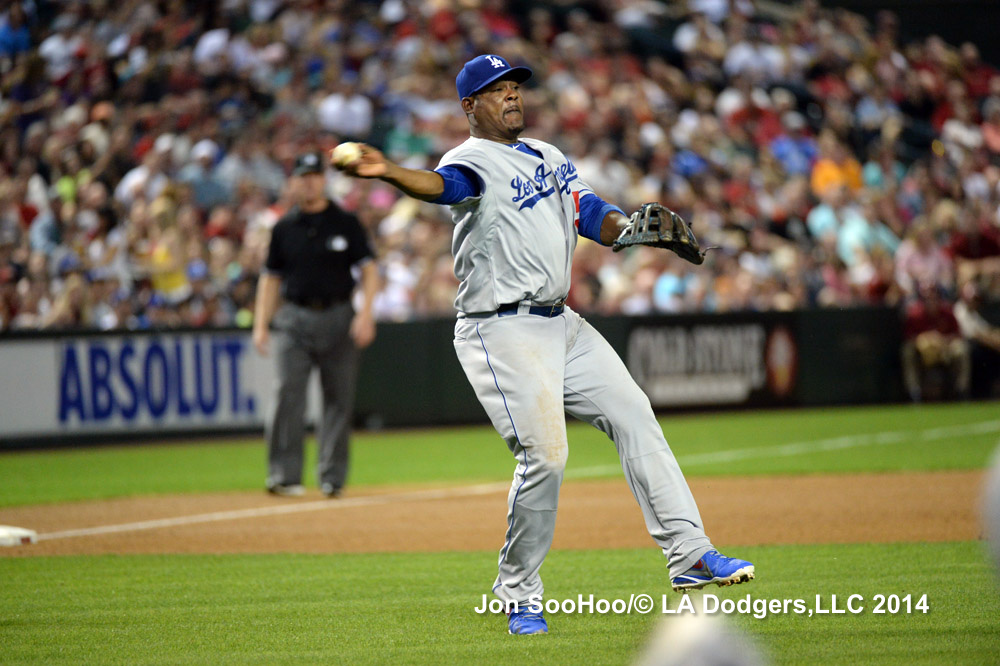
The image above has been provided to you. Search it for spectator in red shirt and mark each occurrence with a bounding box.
[901,283,970,401]
[954,281,1000,398]
[946,205,1000,285]
[959,42,998,101]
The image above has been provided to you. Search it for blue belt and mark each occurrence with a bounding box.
[496,302,565,318]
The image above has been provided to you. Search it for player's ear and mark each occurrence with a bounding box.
[461,97,478,127]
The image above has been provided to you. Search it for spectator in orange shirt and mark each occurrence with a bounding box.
[810,130,863,198]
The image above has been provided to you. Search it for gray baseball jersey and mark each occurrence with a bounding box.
[439,136,714,607]
[438,137,589,313]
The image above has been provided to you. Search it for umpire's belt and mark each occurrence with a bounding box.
[288,296,345,311]
[496,300,565,318]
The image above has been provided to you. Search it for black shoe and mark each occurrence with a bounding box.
[267,483,306,497]
[321,483,342,498]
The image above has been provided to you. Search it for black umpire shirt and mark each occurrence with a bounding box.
[265,201,374,306]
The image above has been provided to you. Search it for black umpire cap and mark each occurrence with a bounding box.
[293,152,324,176]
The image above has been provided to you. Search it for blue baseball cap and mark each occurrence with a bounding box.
[456,54,532,100]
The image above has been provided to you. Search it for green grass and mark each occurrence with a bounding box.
[2,542,998,664]
[1,402,998,507]
[2,403,999,664]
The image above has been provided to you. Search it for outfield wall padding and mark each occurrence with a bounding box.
[2,305,994,446]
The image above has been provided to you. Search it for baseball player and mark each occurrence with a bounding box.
[335,55,754,635]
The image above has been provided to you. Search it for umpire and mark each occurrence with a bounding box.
[253,151,378,498]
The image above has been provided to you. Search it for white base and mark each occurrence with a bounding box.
[0,525,37,547]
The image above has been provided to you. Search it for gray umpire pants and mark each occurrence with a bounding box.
[266,301,358,491]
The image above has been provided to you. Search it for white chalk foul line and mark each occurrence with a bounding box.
[565,419,1000,480]
[36,482,510,542]
[35,419,1000,542]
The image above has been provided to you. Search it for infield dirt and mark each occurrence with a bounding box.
[0,469,983,557]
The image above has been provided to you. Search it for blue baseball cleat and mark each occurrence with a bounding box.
[507,608,548,635]
[671,550,755,591]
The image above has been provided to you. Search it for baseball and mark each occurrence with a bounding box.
[331,142,363,167]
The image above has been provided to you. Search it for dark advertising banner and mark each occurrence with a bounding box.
[620,314,799,409]
[0,306,923,443]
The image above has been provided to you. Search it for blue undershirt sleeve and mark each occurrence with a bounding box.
[431,165,482,204]
[577,193,625,245]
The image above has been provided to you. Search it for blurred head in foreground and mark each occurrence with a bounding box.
[983,445,1000,578]
[636,611,767,666]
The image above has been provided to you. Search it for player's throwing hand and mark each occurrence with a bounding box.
[330,143,387,179]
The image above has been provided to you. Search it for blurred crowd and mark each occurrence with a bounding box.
[1,0,1000,334]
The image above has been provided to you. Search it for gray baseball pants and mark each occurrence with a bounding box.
[267,302,358,491]
[454,306,713,606]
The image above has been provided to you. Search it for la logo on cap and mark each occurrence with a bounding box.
[487,56,504,68]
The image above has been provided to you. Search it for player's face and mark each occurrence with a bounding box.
[464,78,525,143]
